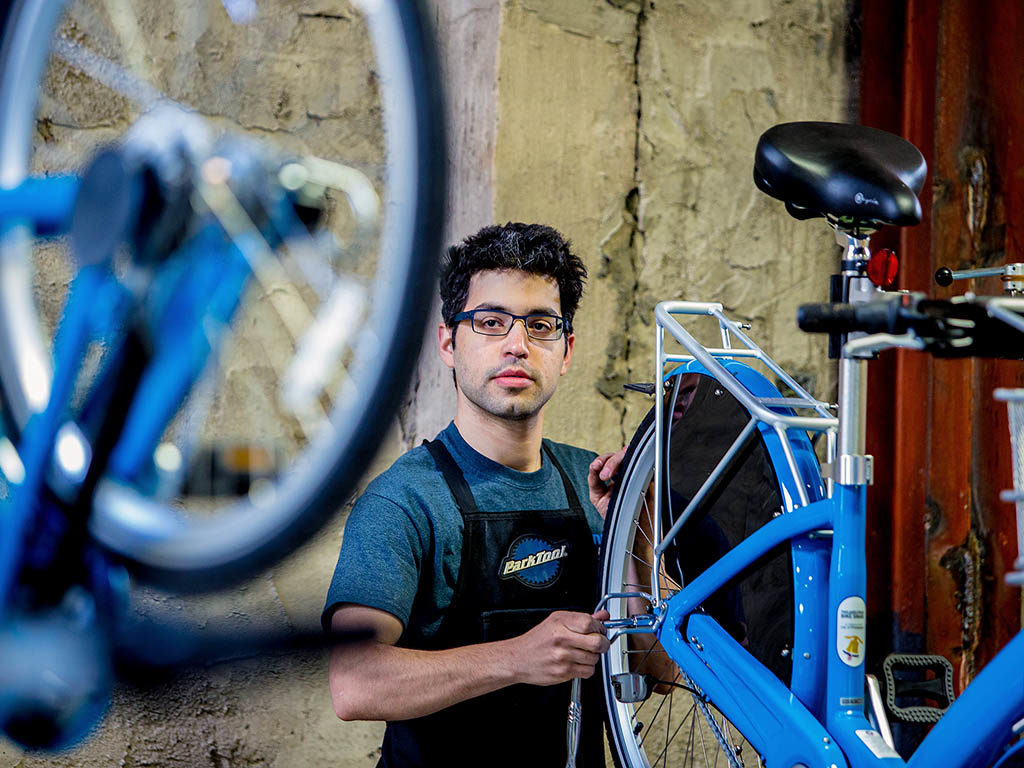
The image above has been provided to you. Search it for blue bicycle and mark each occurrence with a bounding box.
[0,0,444,750]
[596,122,1024,767]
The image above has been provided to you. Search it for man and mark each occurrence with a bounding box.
[323,222,622,767]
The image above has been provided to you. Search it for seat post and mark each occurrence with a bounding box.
[835,227,875,305]
[833,227,874,486]
[831,227,876,486]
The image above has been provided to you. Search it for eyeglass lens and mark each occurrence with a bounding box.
[471,310,562,340]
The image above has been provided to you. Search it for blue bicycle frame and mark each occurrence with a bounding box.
[630,299,1024,768]
[0,172,254,623]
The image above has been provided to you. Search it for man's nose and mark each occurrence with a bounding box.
[502,318,530,354]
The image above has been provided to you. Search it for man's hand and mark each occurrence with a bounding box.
[589,447,627,519]
[506,610,611,686]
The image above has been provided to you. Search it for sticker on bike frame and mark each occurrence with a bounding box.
[837,596,866,667]
[856,730,901,759]
[840,697,864,707]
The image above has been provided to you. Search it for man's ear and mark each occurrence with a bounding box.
[560,332,575,376]
[438,322,455,369]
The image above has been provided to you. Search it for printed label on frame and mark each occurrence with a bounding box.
[837,595,866,667]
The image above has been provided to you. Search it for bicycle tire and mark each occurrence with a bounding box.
[0,0,445,588]
[600,376,776,768]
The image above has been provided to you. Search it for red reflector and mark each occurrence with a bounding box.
[867,248,899,287]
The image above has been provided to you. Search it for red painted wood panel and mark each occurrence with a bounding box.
[866,0,1024,690]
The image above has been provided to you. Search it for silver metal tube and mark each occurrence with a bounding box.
[655,418,759,557]
[664,349,761,360]
[947,266,1007,280]
[987,300,1024,334]
[656,303,836,433]
[776,423,810,507]
[835,358,868,466]
[843,332,925,359]
[565,678,582,768]
[653,324,665,605]
[837,357,866,461]
[711,307,831,414]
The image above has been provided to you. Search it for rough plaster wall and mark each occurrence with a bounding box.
[494,0,849,447]
[2,1,849,766]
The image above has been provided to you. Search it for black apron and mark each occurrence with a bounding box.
[378,439,605,767]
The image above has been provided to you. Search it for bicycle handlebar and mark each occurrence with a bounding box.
[797,296,916,335]
[798,294,1024,359]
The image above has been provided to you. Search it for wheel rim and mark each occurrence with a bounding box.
[601,419,759,768]
[0,0,444,586]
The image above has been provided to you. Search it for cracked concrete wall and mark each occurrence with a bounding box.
[494,0,850,447]
[2,1,849,767]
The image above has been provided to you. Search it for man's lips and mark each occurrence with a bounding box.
[492,369,535,387]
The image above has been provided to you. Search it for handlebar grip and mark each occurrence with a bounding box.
[797,299,909,335]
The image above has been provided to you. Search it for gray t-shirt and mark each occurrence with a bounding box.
[322,422,603,645]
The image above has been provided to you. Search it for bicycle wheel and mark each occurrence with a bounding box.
[601,370,800,767]
[0,0,445,588]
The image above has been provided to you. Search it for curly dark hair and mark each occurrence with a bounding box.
[440,222,586,341]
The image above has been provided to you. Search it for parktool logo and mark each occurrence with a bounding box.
[499,536,568,588]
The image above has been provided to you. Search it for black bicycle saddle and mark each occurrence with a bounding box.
[753,121,927,228]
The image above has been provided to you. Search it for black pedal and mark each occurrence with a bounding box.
[882,653,956,723]
[624,382,656,395]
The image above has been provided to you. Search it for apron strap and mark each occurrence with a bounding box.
[542,442,585,511]
[423,439,479,515]
[425,438,586,515]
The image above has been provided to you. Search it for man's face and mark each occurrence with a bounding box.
[438,269,575,421]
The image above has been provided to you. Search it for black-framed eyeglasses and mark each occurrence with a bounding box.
[452,309,567,341]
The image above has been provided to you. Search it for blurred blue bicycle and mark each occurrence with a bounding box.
[0,0,444,750]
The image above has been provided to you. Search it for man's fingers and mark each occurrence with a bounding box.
[562,611,608,636]
[598,447,627,483]
[566,649,601,667]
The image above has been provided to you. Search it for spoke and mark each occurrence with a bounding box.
[637,683,674,747]
[686,703,698,764]
[635,504,656,549]
[627,548,654,571]
[696,698,711,766]
[649,698,692,768]
[196,179,328,440]
[664,680,672,766]
[52,36,163,109]
[102,0,153,84]
[642,491,655,546]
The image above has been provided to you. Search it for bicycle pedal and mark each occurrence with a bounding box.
[623,382,656,395]
[611,673,653,704]
[882,653,956,723]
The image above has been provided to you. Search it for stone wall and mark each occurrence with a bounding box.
[1,1,850,766]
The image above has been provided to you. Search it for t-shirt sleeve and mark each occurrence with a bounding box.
[321,491,427,632]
